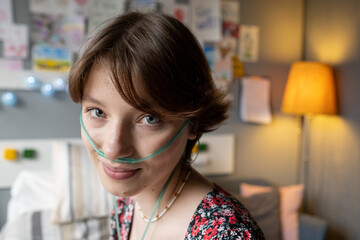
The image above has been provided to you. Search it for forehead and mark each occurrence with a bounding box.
[83,64,118,98]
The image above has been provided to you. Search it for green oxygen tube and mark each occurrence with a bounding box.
[80,112,189,164]
[113,163,178,240]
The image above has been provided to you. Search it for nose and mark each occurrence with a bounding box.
[101,121,134,161]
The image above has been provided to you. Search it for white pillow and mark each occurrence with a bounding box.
[7,170,54,223]
[240,183,304,240]
[51,142,112,223]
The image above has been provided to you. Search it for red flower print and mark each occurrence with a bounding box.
[229,215,237,225]
[244,229,252,240]
[212,217,225,226]
[191,222,201,236]
[203,226,218,240]
[211,196,226,206]
[202,199,211,209]
[125,211,132,221]
[203,218,210,225]
[192,215,206,237]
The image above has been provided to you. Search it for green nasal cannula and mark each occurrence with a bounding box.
[80,112,190,163]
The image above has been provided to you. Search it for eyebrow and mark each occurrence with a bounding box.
[82,95,105,107]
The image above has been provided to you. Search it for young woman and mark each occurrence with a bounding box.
[68,11,264,240]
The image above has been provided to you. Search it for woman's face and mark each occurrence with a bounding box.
[81,64,195,197]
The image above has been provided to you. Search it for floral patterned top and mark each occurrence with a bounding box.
[110,185,264,240]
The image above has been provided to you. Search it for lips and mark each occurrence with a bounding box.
[101,162,140,180]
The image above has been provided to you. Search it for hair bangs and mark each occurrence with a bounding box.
[104,29,200,120]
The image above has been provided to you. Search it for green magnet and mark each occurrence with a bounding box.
[23,149,36,159]
[198,143,208,152]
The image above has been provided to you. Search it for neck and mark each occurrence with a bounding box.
[134,164,189,219]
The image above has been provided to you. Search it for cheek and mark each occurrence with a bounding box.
[159,134,189,165]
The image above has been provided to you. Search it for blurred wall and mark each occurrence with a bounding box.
[303,0,360,239]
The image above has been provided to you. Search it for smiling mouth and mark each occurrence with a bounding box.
[101,162,141,180]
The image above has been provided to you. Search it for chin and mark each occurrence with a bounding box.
[97,171,140,198]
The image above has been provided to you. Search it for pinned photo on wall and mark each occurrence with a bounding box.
[160,0,190,26]
[203,44,216,69]
[60,15,86,52]
[221,0,240,38]
[30,13,85,53]
[32,45,72,72]
[0,59,23,71]
[212,37,236,91]
[3,24,29,59]
[0,0,13,39]
[222,21,239,39]
[190,0,221,43]
[130,0,157,10]
[240,76,272,124]
[87,0,125,34]
[30,0,70,15]
[173,3,190,26]
[238,25,259,62]
[68,0,90,15]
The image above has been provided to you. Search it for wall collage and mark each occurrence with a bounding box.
[0,0,264,123]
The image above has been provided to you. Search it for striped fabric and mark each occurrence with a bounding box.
[52,142,113,223]
[0,210,110,240]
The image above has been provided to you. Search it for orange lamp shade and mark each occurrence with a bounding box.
[281,62,337,115]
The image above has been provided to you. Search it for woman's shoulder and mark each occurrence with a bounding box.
[185,185,265,240]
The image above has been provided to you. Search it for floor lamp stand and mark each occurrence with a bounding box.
[298,114,312,211]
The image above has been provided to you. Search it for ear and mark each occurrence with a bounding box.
[188,133,197,140]
[187,120,198,140]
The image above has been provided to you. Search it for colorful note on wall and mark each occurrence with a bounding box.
[160,0,190,26]
[203,44,216,69]
[221,0,239,23]
[0,0,13,39]
[191,0,221,42]
[172,3,190,26]
[30,13,85,53]
[87,0,125,34]
[3,24,29,59]
[130,0,157,10]
[69,0,90,15]
[239,25,260,62]
[32,45,71,72]
[60,15,86,52]
[0,59,23,70]
[30,0,69,15]
[212,37,236,91]
[221,0,240,38]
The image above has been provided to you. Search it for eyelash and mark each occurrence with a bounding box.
[84,107,106,119]
[83,107,163,127]
[138,115,162,126]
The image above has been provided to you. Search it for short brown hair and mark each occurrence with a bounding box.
[68,11,231,163]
